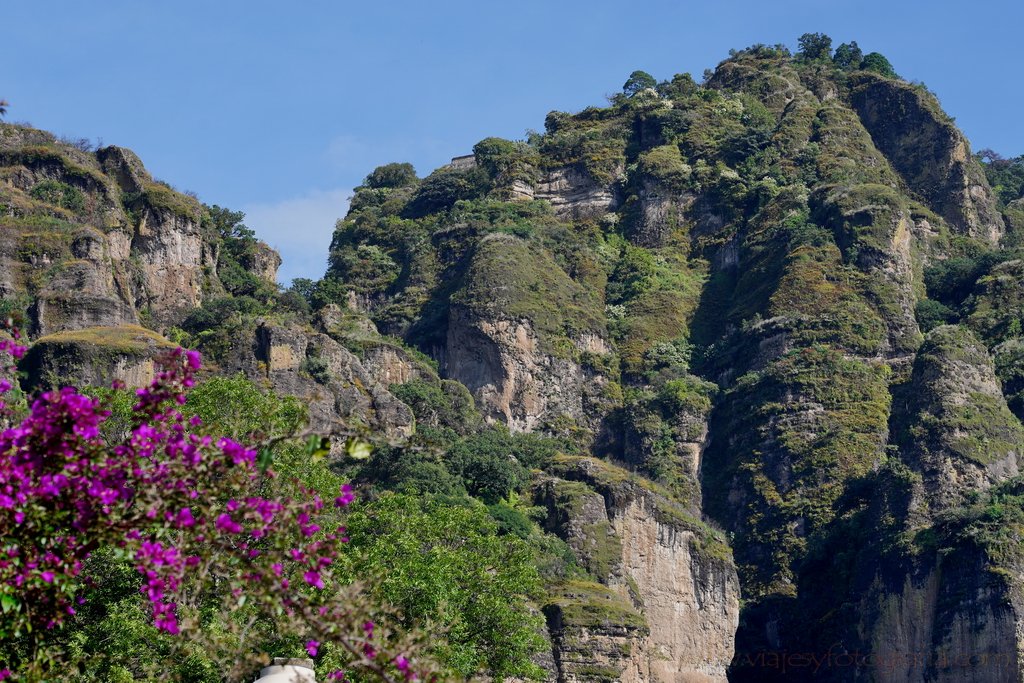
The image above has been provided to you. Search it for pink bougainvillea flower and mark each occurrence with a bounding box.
[215,513,243,534]
[176,507,195,527]
[335,484,355,508]
[303,570,324,589]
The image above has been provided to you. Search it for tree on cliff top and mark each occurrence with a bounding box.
[833,41,863,70]
[365,162,418,189]
[797,32,833,61]
[860,51,898,78]
[623,70,657,97]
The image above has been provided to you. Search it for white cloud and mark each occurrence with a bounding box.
[242,188,350,286]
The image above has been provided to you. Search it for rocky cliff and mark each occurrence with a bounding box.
[537,456,738,683]
[318,40,1024,682]
[0,125,420,439]
[0,129,226,335]
[7,35,1024,683]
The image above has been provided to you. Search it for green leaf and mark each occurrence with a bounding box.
[305,435,331,462]
[257,448,274,471]
[1,594,19,614]
[346,438,372,460]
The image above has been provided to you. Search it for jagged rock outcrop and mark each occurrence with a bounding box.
[222,321,414,440]
[895,325,1024,514]
[537,457,739,683]
[245,241,282,283]
[446,307,589,432]
[359,342,432,386]
[21,324,175,391]
[12,37,1024,683]
[315,43,1022,683]
[445,233,609,433]
[127,205,212,327]
[1,123,423,456]
[849,73,1005,244]
[96,145,149,194]
[32,229,139,334]
[535,166,620,220]
[0,123,272,335]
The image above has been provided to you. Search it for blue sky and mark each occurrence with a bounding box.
[6,0,1023,283]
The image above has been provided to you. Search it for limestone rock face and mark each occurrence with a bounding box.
[896,325,1024,514]
[21,324,175,391]
[33,230,138,335]
[508,178,536,202]
[245,241,282,283]
[861,558,1024,683]
[613,492,739,682]
[221,321,414,441]
[850,73,1005,244]
[0,124,251,336]
[445,307,588,432]
[443,233,609,433]
[966,259,1024,345]
[1006,198,1024,235]
[96,146,150,194]
[535,166,620,220]
[544,580,651,683]
[358,343,432,386]
[536,457,740,683]
[0,213,214,337]
[631,179,696,248]
[0,133,126,231]
[12,206,213,334]
[129,206,212,328]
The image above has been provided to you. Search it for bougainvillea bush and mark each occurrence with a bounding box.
[0,336,435,682]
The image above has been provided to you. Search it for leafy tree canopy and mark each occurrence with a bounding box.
[204,204,255,241]
[860,51,898,78]
[403,167,490,218]
[365,162,418,190]
[339,494,546,680]
[797,32,833,61]
[623,70,657,97]
[658,73,697,99]
[833,41,863,70]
